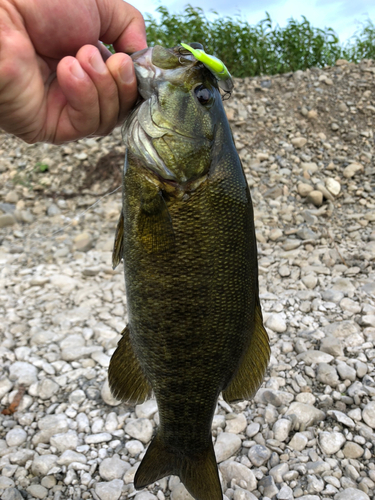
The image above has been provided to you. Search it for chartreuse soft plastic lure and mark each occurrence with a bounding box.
[180,42,233,92]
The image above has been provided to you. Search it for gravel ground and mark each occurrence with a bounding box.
[0,57,375,500]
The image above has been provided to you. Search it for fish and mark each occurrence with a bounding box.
[109,43,270,500]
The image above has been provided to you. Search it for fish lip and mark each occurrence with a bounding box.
[131,47,160,100]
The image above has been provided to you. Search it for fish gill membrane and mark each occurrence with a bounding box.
[108,44,270,500]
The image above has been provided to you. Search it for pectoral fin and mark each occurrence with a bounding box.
[223,297,270,403]
[112,211,124,269]
[108,325,152,404]
[138,190,175,254]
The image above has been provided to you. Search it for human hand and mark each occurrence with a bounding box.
[0,0,147,143]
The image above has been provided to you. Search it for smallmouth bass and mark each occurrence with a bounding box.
[109,43,270,500]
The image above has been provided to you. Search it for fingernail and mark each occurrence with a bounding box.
[90,50,106,73]
[71,60,85,79]
[120,60,135,84]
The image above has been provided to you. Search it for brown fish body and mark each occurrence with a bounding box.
[109,45,270,500]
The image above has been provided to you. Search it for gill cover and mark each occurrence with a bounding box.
[180,43,233,92]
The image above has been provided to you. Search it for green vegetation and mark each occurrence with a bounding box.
[140,5,375,77]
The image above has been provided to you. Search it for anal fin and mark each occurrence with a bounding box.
[223,297,270,403]
[108,325,152,404]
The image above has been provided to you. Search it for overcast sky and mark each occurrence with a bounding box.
[137,0,375,44]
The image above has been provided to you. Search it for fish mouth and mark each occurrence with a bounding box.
[132,48,161,100]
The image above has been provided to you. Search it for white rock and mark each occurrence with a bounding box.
[26,485,48,499]
[31,454,58,476]
[5,428,27,447]
[325,178,341,196]
[362,401,375,428]
[50,431,79,452]
[273,418,292,442]
[285,403,325,429]
[319,431,345,454]
[170,483,194,500]
[233,489,258,500]
[8,361,38,386]
[225,413,247,434]
[125,419,153,444]
[95,479,123,500]
[214,432,241,463]
[266,314,287,333]
[125,440,145,457]
[101,378,122,406]
[0,377,13,399]
[135,399,158,419]
[248,444,271,466]
[0,476,15,488]
[343,162,364,178]
[33,414,69,444]
[98,455,130,481]
[219,460,257,490]
[85,433,112,444]
[296,350,333,364]
[36,378,60,399]
[69,389,86,405]
[327,410,355,428]
[57,450,87,466]
[335,488,370,500]
[288,432,308,451]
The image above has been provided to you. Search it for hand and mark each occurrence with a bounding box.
[0,0,147,143]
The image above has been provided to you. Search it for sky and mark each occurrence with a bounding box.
[136,0,375,44]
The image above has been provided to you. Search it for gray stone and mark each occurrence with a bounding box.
[246,423,260,438]
[135,399,158,419]
[266,313,287,333]
[26,485,48,499]
[225,413,247,434]
[31,454,58,476]
[5,428,27,447]
[0,213,16,227]
[259,475,279,498]
[33,414,69,444]
[99,455,130,480]
[321,290,344,303]
[219,460,257,490]
[2,488,23,500]
[8,361,38,386]
[47,204,61,216]
[335,488,370,500]
[214,432,242,463]
[248,444,271,467]
[288,432,308,451]
[36,378,60,399]
[57,450,87,465]
[297,350,333,364]
[170,483,194,500]
[327,410,355,428]
[342,442,364,458]
[125,419,153,444]
[320,336,343,357]
[343,162,364,178]
[125,440,144,456]
[134,493,158,500]
[50,431,79,452]
[317,363,339,387]
[73,232,93,252]
[0,377,13,399]
[233,489,258,500]
[319,431,345,454]
[272,419,292,442]
[337,362,357,381]
[362,401,375,428]
[101,378,122,406]
[285,403,325,429]
[0,477,15,488]
[61,345,102,361]
[95,479,123,500]
[85,433,112,444]
[68,389,86,405]
[269,463,289,483]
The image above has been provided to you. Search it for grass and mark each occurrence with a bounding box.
[138,5,375,77]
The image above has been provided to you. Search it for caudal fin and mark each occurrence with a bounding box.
[134,432,222,500]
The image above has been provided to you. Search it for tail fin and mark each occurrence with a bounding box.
[134,432,222,500]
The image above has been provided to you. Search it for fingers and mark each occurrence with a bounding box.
[106,52,138,124]
[53,45,138,143]
[98,0,147,53]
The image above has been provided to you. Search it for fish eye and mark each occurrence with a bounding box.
[194,85,213,106]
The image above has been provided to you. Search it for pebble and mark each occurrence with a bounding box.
[99,455,130,480]
[343,162,364,178]
[362,401,375,428]
[8,361,38,386]
[335,488,370,500]
[316,363,339,386]
[214,432,242,462]
[307,190,323,207]
[26,485,48,499]
[325,178,341,196]
[31,454,58,475]
[2,488,23,500]
[266,314,287,333]
[285,403,325,429]
[125,419,153,444]
[319,431,346,454]
[95,479,124,500]
[73,232,93,251]
[272,418,292,441]
[5,428,27,447]
[248,444,271,466]
[288,432,308,451]
[342,442,364,458]
[225,413,247,434]
[219,460,257,490]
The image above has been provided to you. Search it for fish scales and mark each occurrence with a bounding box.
[109,44,270,500]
